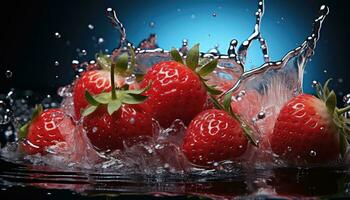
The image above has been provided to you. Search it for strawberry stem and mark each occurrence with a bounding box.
[337,106,350,115]
[110,62,117,100]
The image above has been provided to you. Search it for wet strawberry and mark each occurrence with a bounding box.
[269,79,350,164]
[19,105,75,155]
[73,53,139,119]
[182,109,248,166]
[140,44,222,127]
[81,52,153,152]
[83,104,153,151]
[182,91,257,167]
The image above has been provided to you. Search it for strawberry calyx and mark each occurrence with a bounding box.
[209,92,259,147]
[313,78,350,158]
[18,104,43,140]
[170,44,222,95]
[82,50,151,117]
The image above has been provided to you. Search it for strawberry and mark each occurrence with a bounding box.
[140,44,222,127]
[81,52,153,152]
[182,91,257,167]
[19,105,75,155]
[269,79,350,164]
[73,52,139,119]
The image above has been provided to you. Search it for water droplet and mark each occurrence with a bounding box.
[55,75,59,79]
[54,61,59,66]
[98,37,104,44]
[212,12,217,17]
[88,24,94,30]
[107,7,112,12]
[309,150,317,157]
[257,111,265,119]
[92,127,98,133]
[129,117,135,124]
[177,8,181,12]
[311,80,319,88]
[213,162,219,167]
[0,101,12,125]
[323,69,327,73]
[238,145,243,149]
[72,60,79,66]
[47,192,51,196]
[149,21,155,28]
[81,49,87,56]
[54,32,61,39]
[125,74,136,85]
[5,70,12,78]
[191,14,196,19]
[338,78,343,83]
[287,146,292,152]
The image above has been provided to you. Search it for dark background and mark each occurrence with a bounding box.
[0,0,349,100]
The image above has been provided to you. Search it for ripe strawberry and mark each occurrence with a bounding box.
[269,79,350,164]
[73,53,139,119]
[182,91,257,167]
[81,52,153,152]
[182,109,248,166]
[19,105,75,155]
[140,44,222,127]
[83,104,153,151]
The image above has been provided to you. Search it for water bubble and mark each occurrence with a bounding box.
[129,117,135,124]
[55,75,59,79]
[338,78,343,83]
[88,24,94,30]
[72,60,79,66]
[98,37,104,44]
[212,12,217,17]
[107,7,112,12]
[311,80,319,88]
[309,150,317,157]
[54,32,61,39]
[177,8,181,12]
[323,69,327,73]
[81,49,87,56]
[287,146,292,152]
[92,127,98,133]
[149,21,155,28]
[191,14,196,19]
[5,70,12,78]
[257,111,266,119]
[213,162,219,167]
[89,60,96,65]
[54,61,59,66]
[344,94,350,105]
[0,101,12,125]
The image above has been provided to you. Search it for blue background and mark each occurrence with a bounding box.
[0,0,348,102]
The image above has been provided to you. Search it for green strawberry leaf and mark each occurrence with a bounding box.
[210,95,225,110]
[326,91,336,114]
[82,105,98,116]
[197,59,218,77]
[121,93,148,104]
[94,93,111,104]
[339,132,348,159]
[323,78,332,98]
[186,44,200,70]
[223,91,234,113]
[107,99,122,115]
[18,123,30,140]
[170,48,184,64]
[96,53,112,70]
[114,53,129,74]
[18,104,44,140]
[85,91,100,106]
[202,81,222,95]
[124,82,151,95]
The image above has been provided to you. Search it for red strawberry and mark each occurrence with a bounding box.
[73,53,139,119]
[82,52,153,152]
[182,90,257,167]
[83,104,153,151]
[140,44,222,127]
[73,70,124,119]
[182,109,249,166]
[19,105,75,155]
[269,79,350,164]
